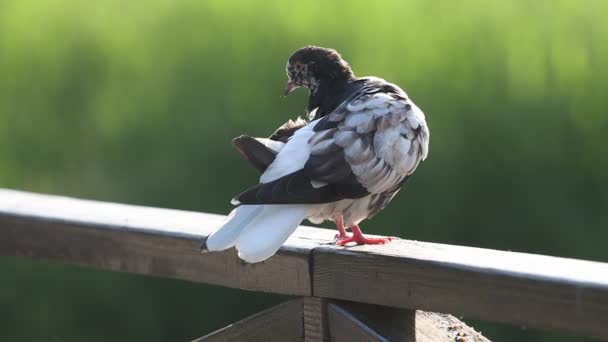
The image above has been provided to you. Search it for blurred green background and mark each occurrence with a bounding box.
[0,0,606,341]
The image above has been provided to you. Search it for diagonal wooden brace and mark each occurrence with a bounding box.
[193,297,489,342]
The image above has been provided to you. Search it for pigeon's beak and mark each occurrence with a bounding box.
[284,79,298,96]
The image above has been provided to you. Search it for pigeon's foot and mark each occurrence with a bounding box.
[335,234,394,246]
[333,216,350,241]
[334,232,351,240]
[335,224,395,246]
[334,230,351,241]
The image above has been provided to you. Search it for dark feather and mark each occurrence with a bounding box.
[231,136,278,173]
[268,118,308,143]
[235,169,368,205]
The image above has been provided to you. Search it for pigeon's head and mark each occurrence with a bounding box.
[285,46,354,96]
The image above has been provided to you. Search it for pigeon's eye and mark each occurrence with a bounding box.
[294,62,304,72]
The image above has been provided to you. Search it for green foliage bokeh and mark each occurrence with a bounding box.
[0,0,606,341]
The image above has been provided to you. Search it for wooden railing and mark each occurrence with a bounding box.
[1,189,607,341]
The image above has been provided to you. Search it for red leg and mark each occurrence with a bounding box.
[335,224,394,246]
[333,216,350,241]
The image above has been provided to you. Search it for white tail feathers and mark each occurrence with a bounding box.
[206,204,311,263]
[236,205,310,263]
[206,205,264,251]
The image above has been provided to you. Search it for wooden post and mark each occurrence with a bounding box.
[303,297,329,342]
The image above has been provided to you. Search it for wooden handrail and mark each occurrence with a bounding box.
[1,189,607,340]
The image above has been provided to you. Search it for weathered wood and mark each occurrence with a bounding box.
[312,242,608,340]
[415,311,489,342]
[0,189,333,296]
[2,189,608,339]
[193,297,488,342]
[326,301,489,342]
[303,297,329,342]
[195,297,489,342]
[192,299,303,342]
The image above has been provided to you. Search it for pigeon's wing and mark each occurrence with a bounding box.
[234,83,429,205]
[268,117,308,143]
[232,117,309,173]
[232,136,281,173]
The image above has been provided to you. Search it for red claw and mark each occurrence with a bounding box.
[335,233,394,246]
[333,216,350,241]
[332,219,395,246]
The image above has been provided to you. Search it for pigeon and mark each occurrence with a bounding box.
[204,46,429,263]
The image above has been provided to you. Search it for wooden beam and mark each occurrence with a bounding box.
[0,189,333,296]
[1,189,608,339]
[192,299,303,342]
[312,242,608,340]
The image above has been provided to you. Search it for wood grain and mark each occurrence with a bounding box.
[303,297,329,342]
[195,296,490,342]
[192,299,303,342]
[415,311,489,342]
[326,300,490,342]
[312,242,608,340]
[2,189,608,339]
[0,189,332,296]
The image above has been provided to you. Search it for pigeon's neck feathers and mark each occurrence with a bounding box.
[308,76,384,119]
[307,75,357,117]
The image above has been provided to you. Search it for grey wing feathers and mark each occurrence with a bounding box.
[309,83,429,196]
